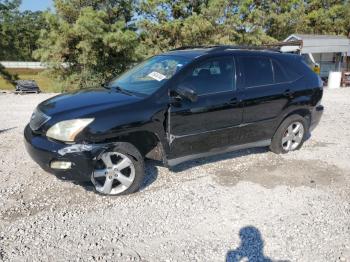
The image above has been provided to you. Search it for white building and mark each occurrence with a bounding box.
[283,34,350,79]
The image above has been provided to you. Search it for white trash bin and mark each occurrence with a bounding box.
[328,71,342,89]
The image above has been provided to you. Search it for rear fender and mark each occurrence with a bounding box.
[274,106,312,134]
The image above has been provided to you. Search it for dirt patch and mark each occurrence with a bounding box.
[306,140,336,148]
[0,181,98,221]
[212,159,347,188]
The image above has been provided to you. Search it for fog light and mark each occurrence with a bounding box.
[50,161,72,170]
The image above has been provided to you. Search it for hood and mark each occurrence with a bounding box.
[38,88,142,116]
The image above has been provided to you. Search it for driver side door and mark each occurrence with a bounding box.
[167,55,243,161]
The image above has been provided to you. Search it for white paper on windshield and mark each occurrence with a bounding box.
[148,71,166,81]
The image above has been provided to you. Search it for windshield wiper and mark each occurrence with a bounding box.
[113,86,134,96]
[102,83,133,95]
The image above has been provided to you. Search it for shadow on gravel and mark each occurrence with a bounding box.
[226,226,289,262]
[0,127,17,134]
[170,147,268,173]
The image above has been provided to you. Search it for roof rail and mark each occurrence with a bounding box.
[171,45,221,51]
[261,40,303,47]
[208,45,281,52]
[171,45,281,53]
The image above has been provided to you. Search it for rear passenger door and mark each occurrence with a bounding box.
[236,54,291,143]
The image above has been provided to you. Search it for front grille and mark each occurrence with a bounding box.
[29,108,51,131]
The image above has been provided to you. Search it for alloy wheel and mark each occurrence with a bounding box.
[92,152,135,195]
[281,121,305,151]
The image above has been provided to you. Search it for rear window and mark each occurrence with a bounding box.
[238,56,273,87]
[284,64,302,82]
[278,56,303,82]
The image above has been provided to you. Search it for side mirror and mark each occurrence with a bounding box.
[174,85,198,102]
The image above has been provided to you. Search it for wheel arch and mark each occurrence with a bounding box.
[282,108,311,128]
[273,107,312,138]
[102,130,167,162]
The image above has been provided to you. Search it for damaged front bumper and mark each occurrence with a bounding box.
[24,124,104,182]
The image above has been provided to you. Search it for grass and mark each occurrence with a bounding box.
[0,68,58,93]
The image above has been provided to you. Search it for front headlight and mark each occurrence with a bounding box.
[46,118,94,142]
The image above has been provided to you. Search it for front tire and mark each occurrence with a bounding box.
[270,115,308,154]
[91,142,144,196]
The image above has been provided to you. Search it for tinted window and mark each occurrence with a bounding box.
[179,56,235,95]
[301,54,315,68]
[238,56,273,87]
[272,59,289,83]
[283,63,302,82]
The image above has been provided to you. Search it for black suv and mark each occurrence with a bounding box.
[24,46,324,195]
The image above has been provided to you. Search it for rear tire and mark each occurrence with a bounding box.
[270,115,308,154]
[91,142,145,196]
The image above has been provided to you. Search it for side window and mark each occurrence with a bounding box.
[283,62,302,82]
[179,56,235,95]
[238,56,273,88]
[193,61,222,76]
[272,59,289,83]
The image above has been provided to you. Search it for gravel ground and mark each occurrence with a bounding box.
[0,89,349,262]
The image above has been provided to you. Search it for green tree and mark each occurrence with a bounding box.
[208,0,276,45]
[263,0,307,40]
[0,0,46,61]
[304,0,350,35]
[0,0,21,60]
[0,63,18,86]
[138,0,350,55]
[32,0,350,92]
[264,0,350,40]
[137,0,276,55]
[34,0,139,90]
[138,0,212,55]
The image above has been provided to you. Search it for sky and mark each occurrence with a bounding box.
[20,0,54,12]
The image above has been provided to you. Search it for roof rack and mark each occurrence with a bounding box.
[171,45,220,51]
[171,45,281,53]
[261,40,302,47]
[210,45,281,52]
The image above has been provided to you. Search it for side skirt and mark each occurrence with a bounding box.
[167,139,271,167]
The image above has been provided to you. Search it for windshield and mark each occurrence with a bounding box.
[108,55,191,95]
